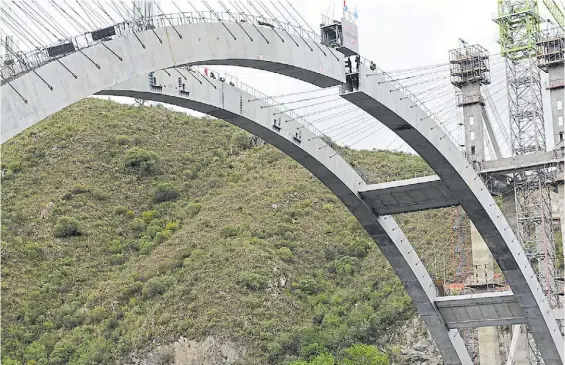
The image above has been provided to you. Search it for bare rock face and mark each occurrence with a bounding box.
[125,336,246,365]
[380,317,443,365]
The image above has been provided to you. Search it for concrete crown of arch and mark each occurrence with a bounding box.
[0,21,344,144]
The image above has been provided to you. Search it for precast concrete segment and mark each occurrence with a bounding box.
[96,70,472,365]
[0,22,344,143]
[478,149,564,176]
[358,175,458,214]
[435,291,526,328]
[341,64,565,364]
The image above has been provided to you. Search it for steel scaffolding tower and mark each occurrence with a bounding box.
[495,0,559,362]
[450,44,503,364]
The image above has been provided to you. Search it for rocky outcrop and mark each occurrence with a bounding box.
[380,317,443,365]
[126,336,246,365]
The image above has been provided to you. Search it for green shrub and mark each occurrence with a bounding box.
[24,341,47,363]
[274,223,295,236]
[333,256,360,276]
[277,247,293,262]
[142,276,173,299]
[220,226,239,238]
[186,202,201,218]
[123,147,158,174]
[53,216,82,237]
[238,271,268,290]
[23,242,44,259]
[342,238,372,258]
[140,240,157,255]
[182,169,198,179]
[231,131,251,150]
[341,344,389,365]
[310,353,335,365]
[129,218,147,232]
[140,210,159,224]
[110,254,127,265]
[107,239,124,254]
[146,224,162,239]
[154,230,172,244]
[87,306,108,324]
[292,278,321,295]
[70,184,90,195]
[7,160,22,173]
[115,135,132,145]
[113,205,128,215]
[153,183,179,203]
[266,342,283,362]
[165,221,180,232]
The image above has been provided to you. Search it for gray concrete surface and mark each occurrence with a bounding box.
[340,63,564,364]
[358,175,458,214]
[0,21,344,143]
[435,291,526,328]
[478,149,564,176]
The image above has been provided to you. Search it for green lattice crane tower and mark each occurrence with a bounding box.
[495,0,560,363]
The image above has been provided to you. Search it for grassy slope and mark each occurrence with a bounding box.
[1,99,454,365]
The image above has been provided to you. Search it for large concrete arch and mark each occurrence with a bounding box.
[340,64,564,364]
[96,69,473,364]
[0,20,344,143]
[0,19,474,363]
[1,15,562,364]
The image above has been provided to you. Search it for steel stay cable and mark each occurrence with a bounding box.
[227,0,271,43]
[248,86,338,101]
[316,113,370,133]
[338,122,385,146]
[306,106,361,125]
[20,0,66,43]
[81,0,110,27]
[10,2,59,44]
[73,0,101,29]
[93,0,117,24]
[273,96,343,114]
[319,115,374,136]
[240,0,286,43]
[32,0,75,39]
[286,102,351,122]
[330,118,377,142]
[260,92,337,108]
[1,7,46,50]
[3,3,77,78]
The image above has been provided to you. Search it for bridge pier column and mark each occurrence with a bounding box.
[470,222,502,364]
[449,45,503,363]
[502,194,531,364]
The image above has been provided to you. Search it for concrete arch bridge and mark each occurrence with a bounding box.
[1,12,563,365]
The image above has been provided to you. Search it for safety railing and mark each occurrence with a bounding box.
[0,10,323,84]
[183,66,356,173]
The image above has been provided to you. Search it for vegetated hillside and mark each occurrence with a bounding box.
[1,99,453,365]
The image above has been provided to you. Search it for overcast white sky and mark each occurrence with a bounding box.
[2,0,561,154]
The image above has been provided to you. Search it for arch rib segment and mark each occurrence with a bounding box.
[0,21,344,143]
[95,70,473,365]
[340,64,564,364]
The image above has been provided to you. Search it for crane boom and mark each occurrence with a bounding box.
[542,0,565,27]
